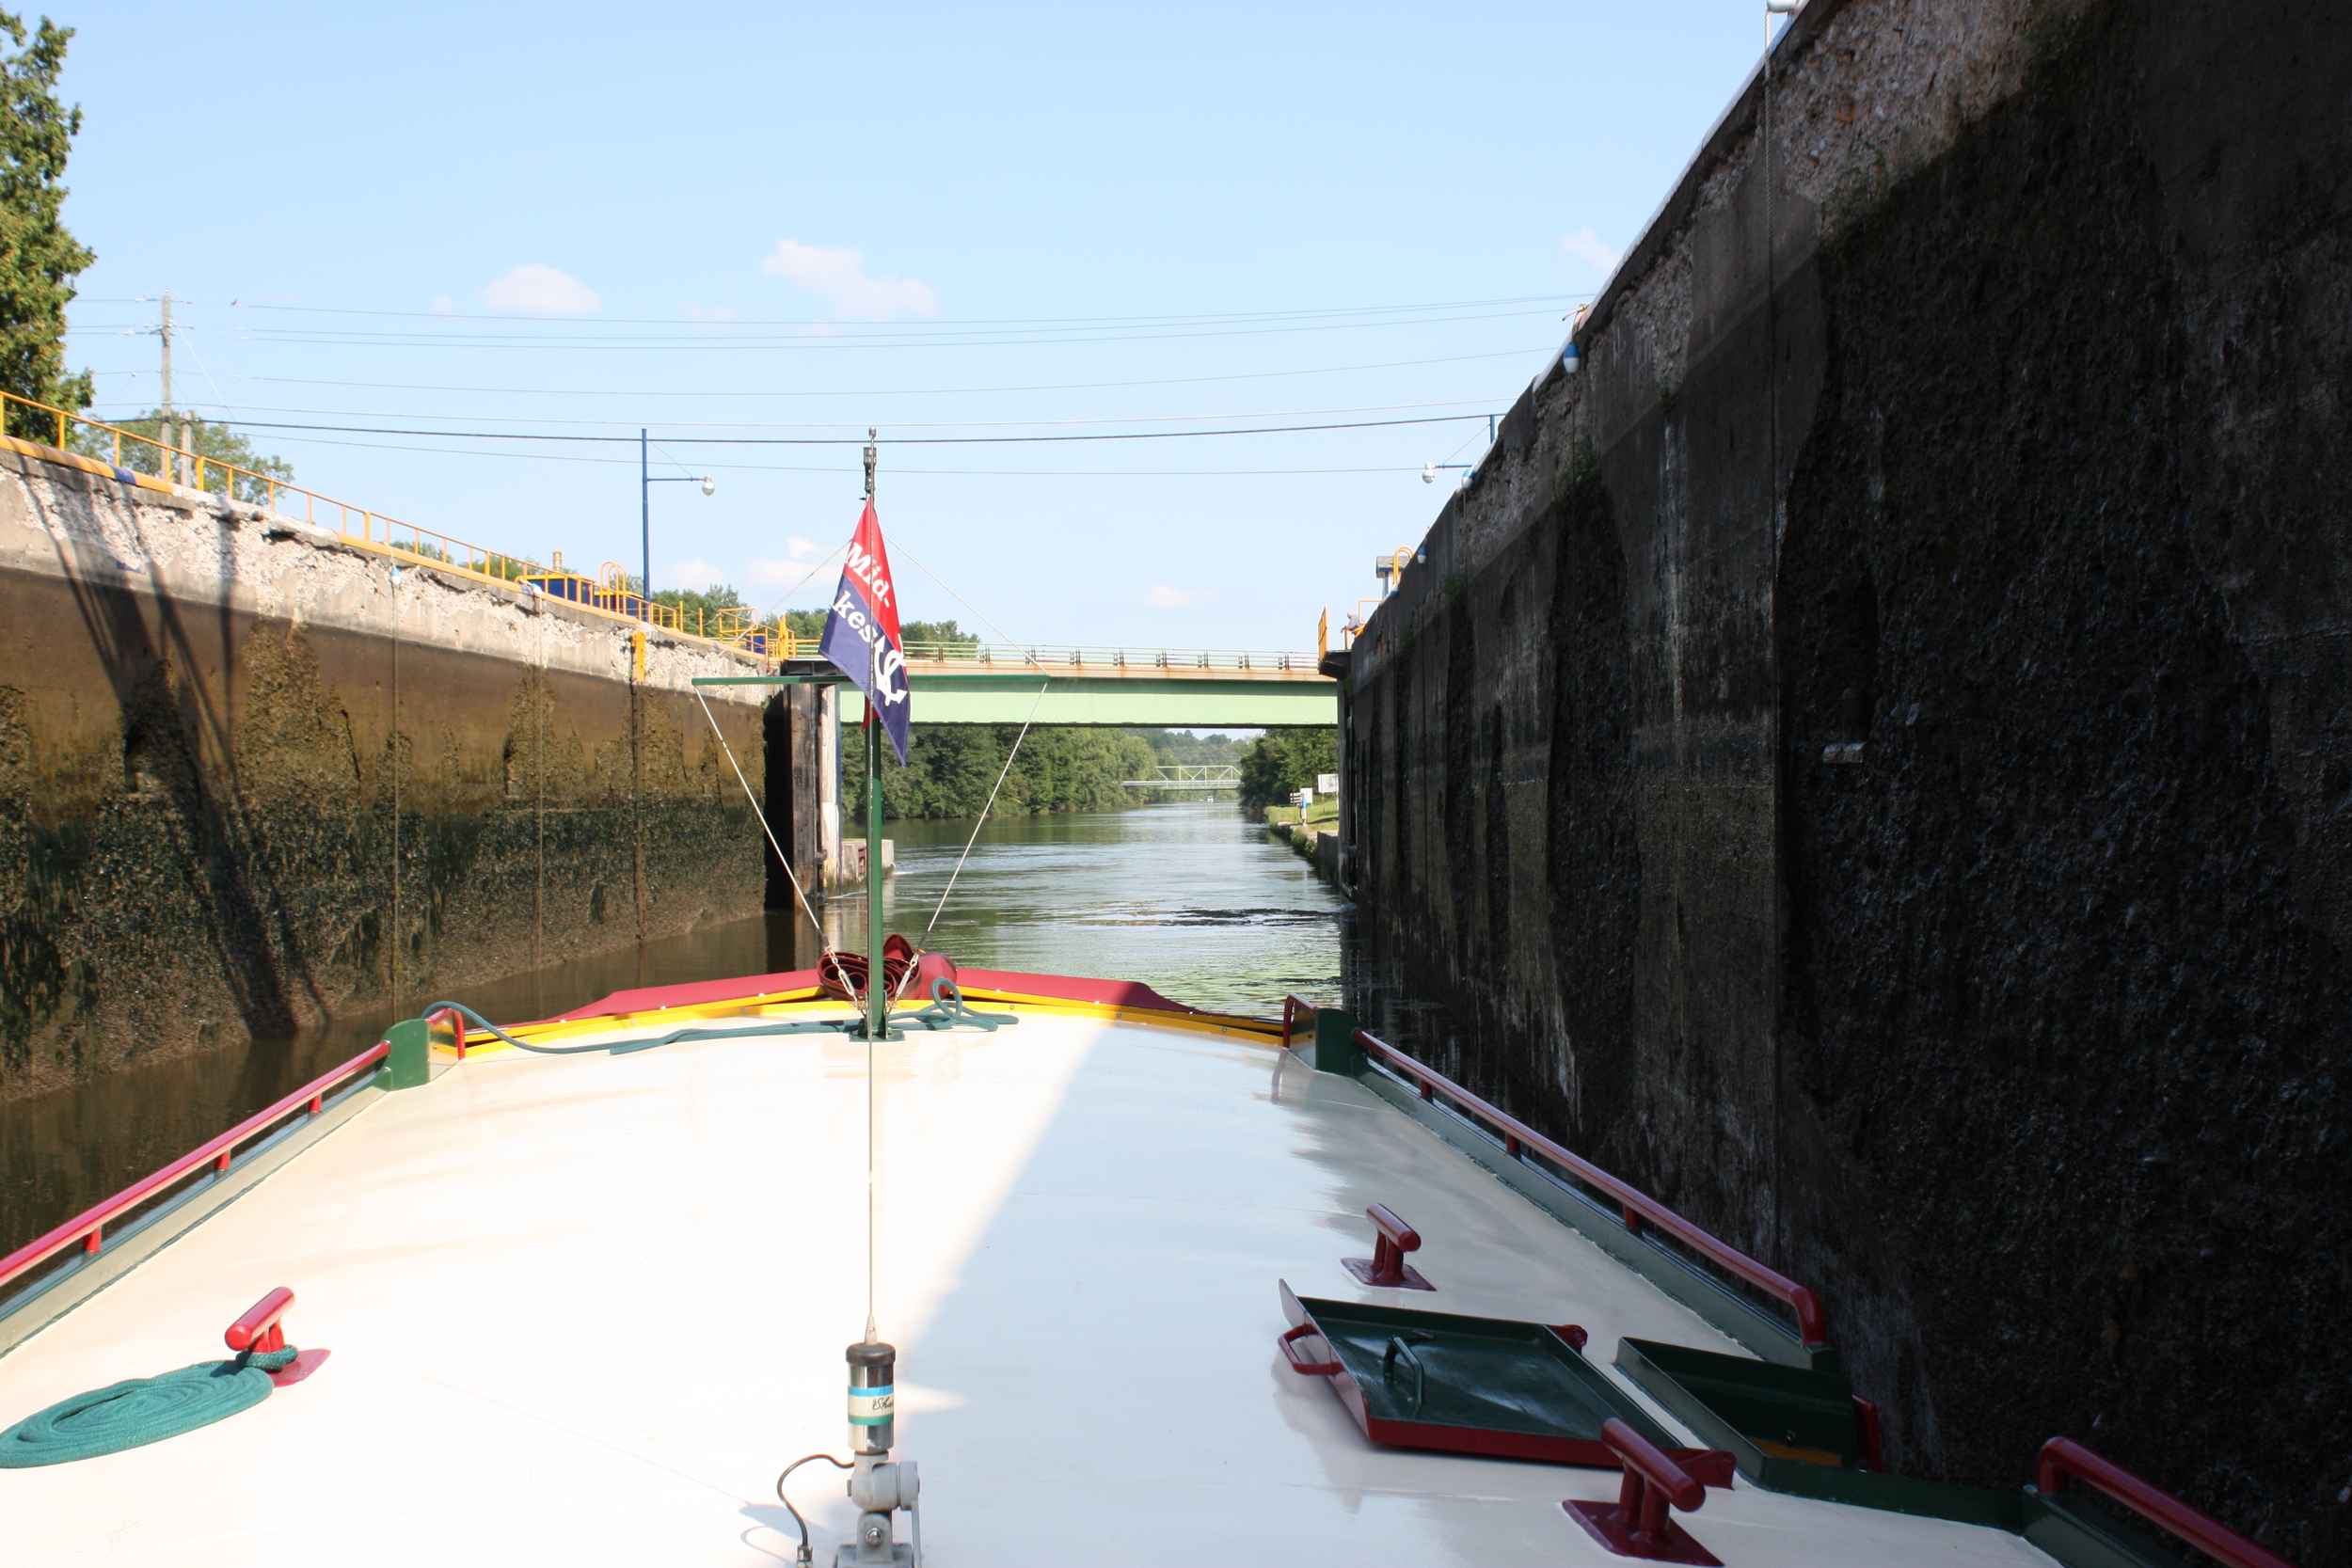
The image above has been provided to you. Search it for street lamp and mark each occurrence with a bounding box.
[640,427,715,610]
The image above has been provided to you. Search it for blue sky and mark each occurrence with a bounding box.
[50,3,1776,652]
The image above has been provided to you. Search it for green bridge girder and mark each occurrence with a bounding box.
[692,671,1338,727]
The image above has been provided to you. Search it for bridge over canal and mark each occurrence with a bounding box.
[697,641,1336,728]
[702,645,1335,901]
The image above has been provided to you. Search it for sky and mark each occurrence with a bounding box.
[48,2,1780,653]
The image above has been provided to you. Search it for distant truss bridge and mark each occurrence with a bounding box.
[1118,765,1243,790]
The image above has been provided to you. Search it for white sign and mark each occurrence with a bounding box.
[1316,774,1339,795]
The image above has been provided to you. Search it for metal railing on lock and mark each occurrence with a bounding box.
[894,640,1321,673]
[0,391,779,660]
[1350,1025,1830,1349]
[1326,1014,2304,1568]
[0,1041,393,1303]
[525,561,793,657]
[2035,1439,2296,1568]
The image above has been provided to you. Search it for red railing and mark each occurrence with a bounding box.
[2037,1438,2298,1568]
[0,1041,391,1297]
[1281,994,1322,1045]
[1353,1027,1829,1347]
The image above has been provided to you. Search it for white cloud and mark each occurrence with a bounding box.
[662,557,726,586]
[682,302,737,324]
[479,263,600,317]
[760,240,937,319]
[428,293,454,315]
[748,538,839,590]
[1135,584,1219,609]
[1560,227,1623,276]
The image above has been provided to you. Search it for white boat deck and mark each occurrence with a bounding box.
[1,1011,2065,1566]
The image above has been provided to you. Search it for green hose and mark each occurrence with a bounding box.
[419,983,1013,1062]
[421,1000,859,1055]
[0,1348,298,1466]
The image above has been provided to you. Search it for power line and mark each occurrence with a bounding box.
[226,429,1422,478]
[101,395,1501,431]
[65,305,1563,351]
[200,411,1493,446]
[74,346,1542,401]
[81,289,1586,330]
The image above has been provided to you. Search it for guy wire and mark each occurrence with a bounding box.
[693,689,835,958]
[897,679,1052,1000]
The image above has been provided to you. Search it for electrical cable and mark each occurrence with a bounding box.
[90,395,1505,431]
[91,287,1586,327]
[76,424,1427,478]
[69,344,1546,400]
[69,304,1566,350]
[194,411,1492,444]
[775,1452,852,1567]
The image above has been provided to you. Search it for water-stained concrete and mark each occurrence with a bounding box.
[1344,0,2352,1559]
[0,448,772,1099]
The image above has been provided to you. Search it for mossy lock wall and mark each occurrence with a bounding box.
[0,450,779,1100]
[1343,1,2352,1559]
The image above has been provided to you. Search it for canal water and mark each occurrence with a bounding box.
[1,801,1343,1257]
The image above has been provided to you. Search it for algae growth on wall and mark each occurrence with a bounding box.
[0,447,772,1098]
[1343,0,2352,1560]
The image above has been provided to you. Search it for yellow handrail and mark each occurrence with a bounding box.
[0,388,780,658]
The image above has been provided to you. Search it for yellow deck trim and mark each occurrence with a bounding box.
[442,987,1281,1056]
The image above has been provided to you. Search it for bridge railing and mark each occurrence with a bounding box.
[0,390,778,663]
[898,640,1320,673]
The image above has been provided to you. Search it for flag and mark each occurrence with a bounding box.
[819,499,912,763]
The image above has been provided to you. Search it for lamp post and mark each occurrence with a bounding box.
[640,427,716,611]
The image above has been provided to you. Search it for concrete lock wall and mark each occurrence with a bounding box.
[1344,0,2352,1556]
[0,445,783,1100]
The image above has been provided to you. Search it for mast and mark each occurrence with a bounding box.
[864,428,886,1045]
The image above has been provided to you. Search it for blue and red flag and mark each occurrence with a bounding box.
[820,499,912,763]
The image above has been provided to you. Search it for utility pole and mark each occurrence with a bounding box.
[158,292,177,484]
[639,427,649,603]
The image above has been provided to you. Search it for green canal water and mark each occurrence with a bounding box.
[1,800,1343,1258]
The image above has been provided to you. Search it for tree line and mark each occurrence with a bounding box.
[877,724,1252,821]
[868,719,1338,822]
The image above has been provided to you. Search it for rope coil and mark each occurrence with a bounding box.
[0,1348,299,1467]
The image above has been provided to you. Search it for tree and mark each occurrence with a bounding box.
[877,725,1161,820]
[1237,727,1337,812]
[1128,728,1249,766]
[0,13,90,439]
[72,411,294,503]
[900,618,978,651]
